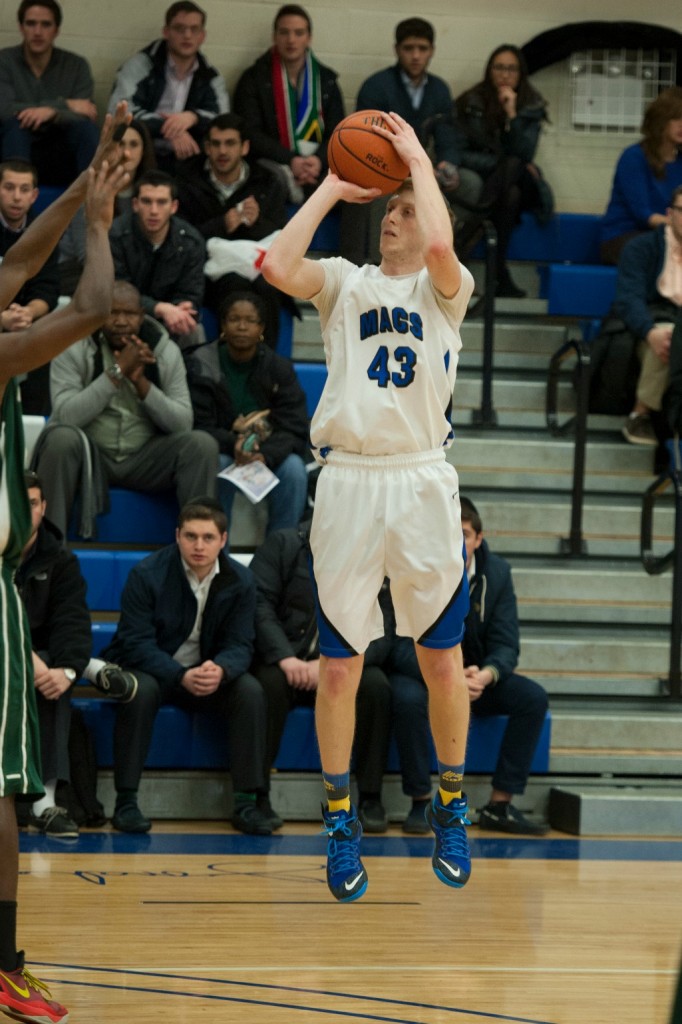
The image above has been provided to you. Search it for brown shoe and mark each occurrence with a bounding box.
[622,413,657,447]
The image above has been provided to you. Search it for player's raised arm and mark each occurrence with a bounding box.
[0,102,130,313]
[0,159,129,381]
[262,175,379,300]
[374,112,461,298]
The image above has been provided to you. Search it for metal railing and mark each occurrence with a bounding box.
[470,221,498,428]
[545,329,590,556]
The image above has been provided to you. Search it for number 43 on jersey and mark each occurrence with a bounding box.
[367,345,416,388]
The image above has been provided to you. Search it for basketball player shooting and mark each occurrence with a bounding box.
[262,111,475,902]
[0,103,130,1024]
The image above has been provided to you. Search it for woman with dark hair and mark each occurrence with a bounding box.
[600,86,682,264]
[453,44,550,297]
[187,290,309,536]
[58,120,157,293]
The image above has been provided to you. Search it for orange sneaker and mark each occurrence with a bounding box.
[0,953,68,1023]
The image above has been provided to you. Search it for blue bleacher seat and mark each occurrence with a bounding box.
[68,488,178,545]
[294,362,327,417]
[539,264,617,317]
[32,185,66,215]
[90,621,116,657]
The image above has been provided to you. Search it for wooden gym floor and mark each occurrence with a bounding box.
[17,822,682,1024]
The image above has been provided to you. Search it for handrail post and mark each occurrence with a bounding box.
[667,468,682,699]
[471,220,498,428]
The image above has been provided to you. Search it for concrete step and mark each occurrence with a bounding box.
[548,784,682,835]
[550,709,682,749]
[463,491,675,559]
[449,432,656,493]
[511,559,672,625]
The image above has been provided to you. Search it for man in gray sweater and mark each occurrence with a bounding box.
[0,0,99,182]
[33,280,219,538]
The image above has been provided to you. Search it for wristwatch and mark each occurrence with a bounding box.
[62,668,77,683]
[106,363,124,385]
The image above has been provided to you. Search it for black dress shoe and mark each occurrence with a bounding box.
[495,274,527,299]
[358,798,388,833]
[257,794,283,831]
[232,801,273,835]
[112,803,152,833]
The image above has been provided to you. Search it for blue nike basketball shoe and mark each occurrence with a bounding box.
[425,793,471,888]
[320,804,368,902]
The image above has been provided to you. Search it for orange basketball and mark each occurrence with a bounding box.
[327,110,409,195]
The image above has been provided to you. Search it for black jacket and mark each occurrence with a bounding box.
[102,543,256,688]
[233,49,344,169]
[176,157,288,241]
[0,211,59,312]
[16,518,91,675]
[453,81,547,177]
[462,539,520,683]
[109,211,206,316]
[188,341,309,468]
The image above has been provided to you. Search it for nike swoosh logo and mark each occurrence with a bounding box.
[437,859,461,878]
[0,973,30,998]
[344,872,364,891]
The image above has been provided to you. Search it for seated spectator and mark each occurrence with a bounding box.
[250,521,392,832]
[109,169,206,347]
[176,112,290,345]
[107,1,228,172]
[100,497,271,835]
[0,157,59,415]
[600,87,682,266]
[612,186,682,447]
[452,44,551,297]
[188,290,308,534]
[233,4,344,202]
[390,496,549,835]
[16,470,92,839]
[59,119,157,295]
[32,280,219,539]
[0,0,98,183]
[340,17,481,266]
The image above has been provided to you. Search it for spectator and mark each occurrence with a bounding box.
[340,17,481,266]
[176,112,290,345]
[390,496,549,835]
[100,497,271,835]
[452,44,551,297]
[612,185,682,447]
[109,169,206,347]
[107,1,228,172]
[250,522,392,832]
[600,87,682,266]
[32,280,218,538]
[188,290,309,534]
[0,157,59,415]
[0,158,58,331]
[59,119,157,295]
[16,470,91,839]
[233,3,344,202]
[0,0,99,183]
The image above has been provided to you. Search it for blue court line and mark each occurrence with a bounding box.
[35,963,557,1024]
[19,831,682,861]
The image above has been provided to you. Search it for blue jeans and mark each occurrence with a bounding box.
[1,118,99,174]
[218,452,308,534]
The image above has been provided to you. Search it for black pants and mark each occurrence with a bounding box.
[113,668,267,795]
[475,156,540,280]
[254,662,391,795]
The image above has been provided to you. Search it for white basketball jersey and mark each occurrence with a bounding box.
[309,258,474,457]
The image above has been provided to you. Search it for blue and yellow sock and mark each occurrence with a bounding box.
[323,770,351,814]
[437,761,464,805]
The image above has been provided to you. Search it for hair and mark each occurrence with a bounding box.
[641,87,682,179]
[207,112,249,144]
[0,158,37,186]
[218,290,267,327]
[133,169,177,199]
[24,469,43,498]
[178,497,228,534]
[111,279,143,309]
[273,4,311,33]
[17,0,61,27]
[395,18,434,46]
[125,120,157,181]
[459,44,537,133]
[164,1,205,26]
[460,495,482,534]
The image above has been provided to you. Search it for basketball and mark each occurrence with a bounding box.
[327,110,409,195]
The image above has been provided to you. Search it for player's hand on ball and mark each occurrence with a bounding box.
[325,172,382,204]
[373,111,424,167]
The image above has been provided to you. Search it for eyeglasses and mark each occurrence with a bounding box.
[492,63,520,74]
[168,23,203,35]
